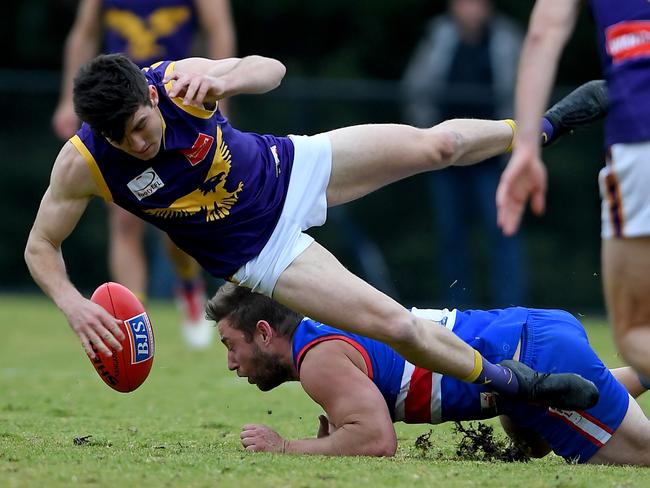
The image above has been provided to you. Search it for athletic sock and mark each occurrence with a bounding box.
[502,118,556,151]
[541,117,555,146]
[463,350,519,395]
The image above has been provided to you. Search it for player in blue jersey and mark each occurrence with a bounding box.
[208,283,650,465]
[496,0,650,390]
[26,53,603,410]
[52,0,236,349]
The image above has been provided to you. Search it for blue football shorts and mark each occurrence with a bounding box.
[500,308,629,463]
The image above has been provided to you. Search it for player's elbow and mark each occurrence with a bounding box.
[24,231,55,273]
[361,427,397,457]
[24,232,39,268]
[248,55,286,90]
[267,58,287,88]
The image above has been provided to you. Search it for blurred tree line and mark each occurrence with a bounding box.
[1,1,606,312]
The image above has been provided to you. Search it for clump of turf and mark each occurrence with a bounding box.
[454,422,529,463]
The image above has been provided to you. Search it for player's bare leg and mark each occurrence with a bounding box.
[610,366,647,399]
[108,203,147,300]
[603,237,650,379]
[326,119,514,206]
[273,241,476,377]
[587,395,650,466]
[274,241,598,410]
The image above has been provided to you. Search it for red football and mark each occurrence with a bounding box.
[89,282,155,393]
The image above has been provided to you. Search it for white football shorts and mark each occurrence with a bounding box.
[231,133,332,296]
[599,141,650,238]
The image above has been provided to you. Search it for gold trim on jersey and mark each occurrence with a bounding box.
[144,125,243,221]
[69,135,113,202]
[163,62,218,119]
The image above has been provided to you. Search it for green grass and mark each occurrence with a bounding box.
[1,294,648,487]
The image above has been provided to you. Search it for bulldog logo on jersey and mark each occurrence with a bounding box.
[181,133,214,166]
[124,313,154,364]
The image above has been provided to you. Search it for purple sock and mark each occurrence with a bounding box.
[475,360,519,396]
[541,117,555,145]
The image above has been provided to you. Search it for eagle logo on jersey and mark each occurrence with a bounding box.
[144,126,244,222]
[104,7,191,61]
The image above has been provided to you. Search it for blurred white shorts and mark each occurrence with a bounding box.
[599,141,650,238]
[232,133,332,296]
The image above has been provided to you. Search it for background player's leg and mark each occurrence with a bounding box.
[108,203,147,301]
[603,237,650,378]
[164,235,213,349]
[326,120,513,207]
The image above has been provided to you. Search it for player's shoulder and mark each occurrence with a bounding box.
[300,338,369,380]
[142,60,175,84]
[50,140,101,199]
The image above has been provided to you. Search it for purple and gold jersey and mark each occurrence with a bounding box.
[70,61,294,278]
[292,307,524,424]
[589,0,650,145]
[102,0,197,68]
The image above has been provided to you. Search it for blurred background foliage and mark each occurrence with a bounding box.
[0,1,605,311]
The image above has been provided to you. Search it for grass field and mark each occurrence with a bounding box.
[2,294,649,487]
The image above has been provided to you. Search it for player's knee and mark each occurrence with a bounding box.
[421,126,458,169]
[375,309,419,350]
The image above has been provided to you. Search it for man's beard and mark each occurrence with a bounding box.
[250,344,294,392]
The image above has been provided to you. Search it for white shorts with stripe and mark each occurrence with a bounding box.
[232,133,332,296]
[599,141,650,238]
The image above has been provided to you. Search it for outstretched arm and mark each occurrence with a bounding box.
[164,56,286,108]
[496,0,581,236]
[25,143,124,358]
[240,341,397,456]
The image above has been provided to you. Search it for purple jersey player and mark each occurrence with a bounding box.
[26,53,601,410]
[496,1,650,387]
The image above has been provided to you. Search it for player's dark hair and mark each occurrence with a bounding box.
[206,283,303,342]
[73,53,151,142]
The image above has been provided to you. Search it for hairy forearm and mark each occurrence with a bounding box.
[285,424,395,457]
[25,234,82,310]
[215,56,286,98]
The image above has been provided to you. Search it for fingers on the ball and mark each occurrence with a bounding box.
[86,329,113,357]
[80,335,95,359]
[106,319,126,342]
